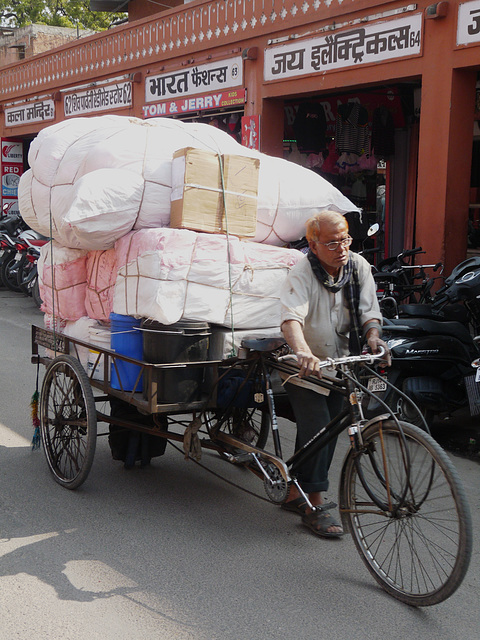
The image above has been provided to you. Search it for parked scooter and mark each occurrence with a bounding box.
[0,228,47,292]
[364,257,480,427]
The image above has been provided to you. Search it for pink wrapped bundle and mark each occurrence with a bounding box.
[38,242,88,320]
[115,227,196,271]
[113,227,197,322]
[113,227,303,327]
[85,249,117,321]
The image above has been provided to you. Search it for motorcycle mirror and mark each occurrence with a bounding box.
[367,223,379,237]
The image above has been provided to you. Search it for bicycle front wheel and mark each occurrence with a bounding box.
[340,420,472,606]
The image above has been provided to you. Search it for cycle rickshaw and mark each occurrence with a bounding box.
[31,324,472,607]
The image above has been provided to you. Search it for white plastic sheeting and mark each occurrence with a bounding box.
[19,115,359,250]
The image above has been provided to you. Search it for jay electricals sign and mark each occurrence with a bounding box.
[264,14,423,81]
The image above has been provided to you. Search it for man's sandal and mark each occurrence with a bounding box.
[301,503,344,538]
[281,496,308,516]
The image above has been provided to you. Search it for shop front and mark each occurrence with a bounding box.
[281,86,417,260]
[1,0,480,272]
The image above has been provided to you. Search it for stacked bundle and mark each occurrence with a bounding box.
[20,115,358,362]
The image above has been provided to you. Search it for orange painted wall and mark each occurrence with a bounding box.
[1,0,480,270]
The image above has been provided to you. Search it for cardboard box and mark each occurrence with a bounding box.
[170,147,259,237]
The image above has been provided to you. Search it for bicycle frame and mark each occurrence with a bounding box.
[210,344,409,513]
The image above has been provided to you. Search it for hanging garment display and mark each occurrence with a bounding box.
[371,106,395,158]
[335,102,369,172]
[293,102,327,154]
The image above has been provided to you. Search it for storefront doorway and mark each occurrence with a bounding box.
[283,85,419,261]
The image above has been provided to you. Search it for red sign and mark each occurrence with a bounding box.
[142,89,246,118]
[241,115,260,150]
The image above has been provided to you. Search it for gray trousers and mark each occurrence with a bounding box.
[285,382,345,493]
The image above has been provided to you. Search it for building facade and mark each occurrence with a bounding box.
[1,0,479,272]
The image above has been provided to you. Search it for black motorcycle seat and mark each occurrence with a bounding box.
[399,303,469,324]
[398,304,436,318]
[384,317,474,346]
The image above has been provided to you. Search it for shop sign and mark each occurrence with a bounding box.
[1,164,22,197]
[241,115,260,150]
[1,140,23,163]
[142,89,246,118]
[145,56,243,103]
[4,100,55,126]
[457,1,480,45]
[264,14,422,81]
[1,139,23,206]
[64,81,133,117]
[1,198,20,216]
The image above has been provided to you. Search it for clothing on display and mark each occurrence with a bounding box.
[293,102,327,154]
[335,102,369,157]
[371,106,395,158]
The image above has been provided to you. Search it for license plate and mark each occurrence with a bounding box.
[14,252,22,261]
[368,377,387,392]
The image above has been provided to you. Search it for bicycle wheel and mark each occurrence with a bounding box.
[40,355,97,489]
[205,407,270,450]
[340,419,472,606]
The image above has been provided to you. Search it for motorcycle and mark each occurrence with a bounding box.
[0,228,47,292]
[364,257,480,427]
[374,246,444,318]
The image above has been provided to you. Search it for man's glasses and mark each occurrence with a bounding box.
[316,235,353,251]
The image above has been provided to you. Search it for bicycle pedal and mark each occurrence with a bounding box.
[311,501,337,512]
[224,451,254,464]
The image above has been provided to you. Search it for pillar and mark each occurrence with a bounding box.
[416,58,476,273]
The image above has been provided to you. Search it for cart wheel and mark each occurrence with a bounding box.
[40,355,97,489]
[205,407,270,450]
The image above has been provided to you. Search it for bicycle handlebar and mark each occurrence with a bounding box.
[398,246,424,260]
[277,346,386,370]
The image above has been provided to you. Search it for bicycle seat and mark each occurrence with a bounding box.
[240,337,286,352]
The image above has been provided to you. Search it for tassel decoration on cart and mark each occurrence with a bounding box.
[183,416,202,462]
[31,390,41,450]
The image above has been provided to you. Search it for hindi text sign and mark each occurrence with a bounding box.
[264,14,422,81]
[64,82,132,116]
[145,57,243,103]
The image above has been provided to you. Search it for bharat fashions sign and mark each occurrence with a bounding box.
[264,14,422,81]
[145,57,242,103]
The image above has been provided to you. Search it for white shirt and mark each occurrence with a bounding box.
[280,252,381,359]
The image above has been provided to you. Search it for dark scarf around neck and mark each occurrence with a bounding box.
[307,250,362,354]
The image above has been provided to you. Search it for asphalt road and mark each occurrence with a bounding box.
[0,288,479,640]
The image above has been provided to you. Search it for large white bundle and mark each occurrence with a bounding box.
[113,228,302,328]
[19,115,358,250]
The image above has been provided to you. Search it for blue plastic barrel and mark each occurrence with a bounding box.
[110,313,143,392]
